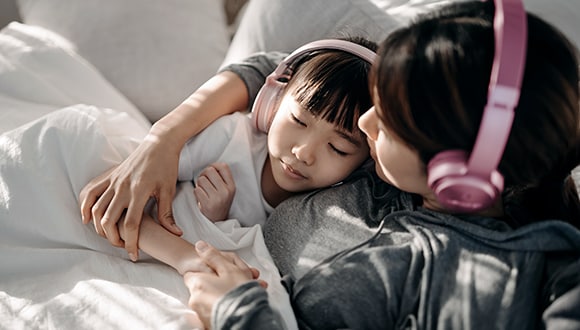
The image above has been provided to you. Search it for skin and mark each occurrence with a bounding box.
[180,105,424,328]
[194,92,370,221]
[358,106,503,217]
[194,162,236,222]
[180,104,498,328]
[184,241,264,327]
[80,71,370,263]
[79,71,249,261]
[357,106,444,211]
[262,93,370,206]
[123,90,370,281]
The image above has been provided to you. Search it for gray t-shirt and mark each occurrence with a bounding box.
[216,53,580,330]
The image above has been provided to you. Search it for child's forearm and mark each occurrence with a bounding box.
[121,215,208,274]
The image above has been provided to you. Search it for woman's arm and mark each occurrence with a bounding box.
[79,51,285,262]
[184,241,285,329]
[79,71,250,261]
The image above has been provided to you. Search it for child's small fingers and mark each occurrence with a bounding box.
[212,163,235,187]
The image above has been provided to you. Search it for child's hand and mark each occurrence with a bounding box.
[194,163,236,222]
[183,241,266,327]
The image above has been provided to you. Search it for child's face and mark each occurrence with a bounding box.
[267,94,369,192]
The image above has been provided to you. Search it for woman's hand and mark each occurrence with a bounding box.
[79,71,250,261]
[194,163,236,222]
[183,241,266,327]
[79,133,183,261]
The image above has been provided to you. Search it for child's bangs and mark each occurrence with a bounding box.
[287,51,373,133]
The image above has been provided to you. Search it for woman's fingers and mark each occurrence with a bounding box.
[156,184,181,236]
[195,241,253,278]
[79,166,116,224]
[118,196,148,261]
[184,242,269,327]
[91,189,114,237]
[195,241,231,273]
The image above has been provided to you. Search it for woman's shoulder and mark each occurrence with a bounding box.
[264,168,409,277]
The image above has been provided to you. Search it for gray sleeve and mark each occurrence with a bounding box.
[219,51,287,110]
[542,260,580,329]
[212,282,287,330]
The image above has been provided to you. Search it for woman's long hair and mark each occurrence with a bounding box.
[370,1,580,226]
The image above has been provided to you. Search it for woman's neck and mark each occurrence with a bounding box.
[261,156,294,207]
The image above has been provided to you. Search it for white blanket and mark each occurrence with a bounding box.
[0,23,296,329]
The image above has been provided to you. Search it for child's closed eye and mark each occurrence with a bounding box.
[329,143,348,156]
[291,113,306,127]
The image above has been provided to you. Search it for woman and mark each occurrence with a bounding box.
[181,1,580,329]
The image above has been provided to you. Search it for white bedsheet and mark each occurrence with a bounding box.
[0,23,296,329]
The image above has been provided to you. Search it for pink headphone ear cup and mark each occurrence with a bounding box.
[427,150,502,213]
[252,75,287,133]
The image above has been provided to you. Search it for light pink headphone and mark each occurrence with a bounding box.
[251,39,376,133]
[427,0,528,213]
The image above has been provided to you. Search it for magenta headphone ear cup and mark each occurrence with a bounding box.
[251,39,376,134]
[427,150,502,213]
[425,0,526,213]
[251,74,287,133]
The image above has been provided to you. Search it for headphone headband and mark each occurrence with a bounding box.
[468,0,527,176]
[251,39,376,133]
[427,0,527,212]
[272,39,377,77]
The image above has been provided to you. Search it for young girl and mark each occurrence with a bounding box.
[120,38,377,273]
[182,1,580,328]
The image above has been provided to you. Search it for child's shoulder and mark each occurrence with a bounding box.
[203,111,258,140]
[209,111,250,130]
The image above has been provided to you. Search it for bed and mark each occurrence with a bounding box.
[0,0,578,329]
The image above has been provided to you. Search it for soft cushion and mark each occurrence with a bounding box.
[17,0,231,122]
[221,0,404,67]
[223,0,579,67]
[523,0,580,50]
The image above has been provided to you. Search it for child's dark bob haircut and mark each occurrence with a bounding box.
[284,37,377,135]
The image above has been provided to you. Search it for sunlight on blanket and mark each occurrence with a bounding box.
[0,277,194,329]
[62,280,182,327]
[0,134,21,160]
[0,134,21,209]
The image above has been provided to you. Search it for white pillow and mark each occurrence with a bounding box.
[17,0,231,122]
[223,0,579,68]
[370,0,580,49]
[523,0,580,51]
[221,0,403,67]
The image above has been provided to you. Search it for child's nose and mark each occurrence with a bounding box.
[292,143,315,165]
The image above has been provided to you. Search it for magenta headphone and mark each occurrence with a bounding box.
[427,0,528,213]
[250,39,377,133]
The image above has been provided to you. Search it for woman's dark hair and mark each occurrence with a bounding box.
[284,36,377,135]
[370,1,580,226]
